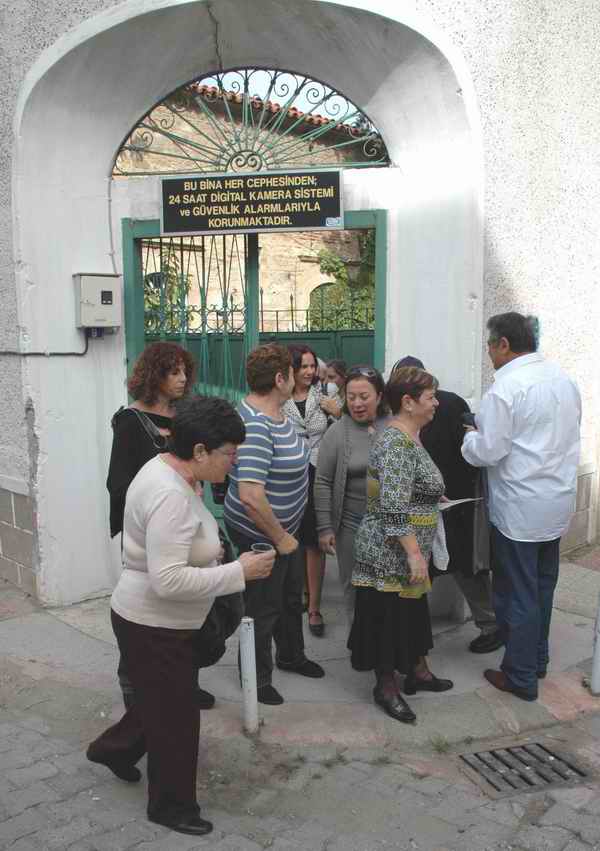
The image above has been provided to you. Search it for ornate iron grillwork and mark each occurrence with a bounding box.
[140,235,250,401]
[114,68,390,176]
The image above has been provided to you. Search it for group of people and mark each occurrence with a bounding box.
[86,310,581,836]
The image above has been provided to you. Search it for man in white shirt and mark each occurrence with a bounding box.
[462,312,581,701]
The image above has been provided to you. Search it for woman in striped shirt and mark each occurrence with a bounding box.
[224,343,325,706]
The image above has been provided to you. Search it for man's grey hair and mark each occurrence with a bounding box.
[487,313,539,353]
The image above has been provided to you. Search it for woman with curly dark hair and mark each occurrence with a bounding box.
[106,342,212,708]
[108,342,196,538]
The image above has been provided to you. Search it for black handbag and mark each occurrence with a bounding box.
[193,528,244,669]
[194,592,244,668]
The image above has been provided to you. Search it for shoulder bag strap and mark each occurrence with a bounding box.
[127,407,168,451]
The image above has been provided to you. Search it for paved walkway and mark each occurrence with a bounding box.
[0,550,599,849]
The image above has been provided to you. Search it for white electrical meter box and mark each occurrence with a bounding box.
[74,274,122,328]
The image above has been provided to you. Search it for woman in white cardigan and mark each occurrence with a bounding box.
[283,344,340,636]
[87,397,274,838]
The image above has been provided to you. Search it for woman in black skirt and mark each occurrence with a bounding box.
[350,366,453,723]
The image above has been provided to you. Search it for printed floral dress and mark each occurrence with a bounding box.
[353,426,445,597]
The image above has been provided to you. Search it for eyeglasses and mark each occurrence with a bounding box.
[215,448,237,459]
[346,367,378,379]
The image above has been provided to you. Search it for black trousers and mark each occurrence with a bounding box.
[88,610,201,823]
[226,525,305,687]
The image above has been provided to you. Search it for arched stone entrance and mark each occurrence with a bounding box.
[13,0,483,604]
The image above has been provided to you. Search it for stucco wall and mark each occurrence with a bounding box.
[411,0,600,474]
[0,0,115,490]
[0,0,598,602]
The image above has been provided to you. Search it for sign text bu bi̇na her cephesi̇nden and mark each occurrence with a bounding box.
[161,171,342,234]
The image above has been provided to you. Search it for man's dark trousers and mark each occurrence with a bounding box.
[226,526,305,687]
[490,525,560,699]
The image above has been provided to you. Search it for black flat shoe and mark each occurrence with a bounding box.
[149,814,213,836]
[373,687,416,724]
[308,611,325,637]
[257,684,284,705]
[404,673,454,695]
[469,630,504,654]
[276,657,325,678]
[196,687,215,709]
[86,747,141,783]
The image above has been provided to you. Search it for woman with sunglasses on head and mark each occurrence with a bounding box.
[282,344,340,637]
[350,366,453,724]
[314,366,387,622]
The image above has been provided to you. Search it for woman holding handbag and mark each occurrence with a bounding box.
[88,396,274,836]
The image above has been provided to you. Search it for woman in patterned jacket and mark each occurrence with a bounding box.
[350,366,454,723]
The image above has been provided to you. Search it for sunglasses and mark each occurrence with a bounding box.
[346,367,378,380]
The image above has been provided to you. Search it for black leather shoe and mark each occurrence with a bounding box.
[86,747,141,783]
[196,687,215,709]
[373,687,416,724]
[149,814,213,836]
[276,658,325,678]
[404,673,454,695]
[257,684,284,705]
[469,630,504,654]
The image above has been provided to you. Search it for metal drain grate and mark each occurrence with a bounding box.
[460,742,588,796]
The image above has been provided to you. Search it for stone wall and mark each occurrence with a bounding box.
[0,488,35,596]
[562,465,595,554]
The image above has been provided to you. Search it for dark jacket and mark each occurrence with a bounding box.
[106,407,170,537]
[421,389,482,575]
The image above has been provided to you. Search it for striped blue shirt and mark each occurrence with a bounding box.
[224,399,309,542]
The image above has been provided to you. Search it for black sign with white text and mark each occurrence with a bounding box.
[160,169,343,235]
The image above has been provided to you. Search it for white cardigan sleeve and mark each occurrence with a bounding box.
[145,489,245,601]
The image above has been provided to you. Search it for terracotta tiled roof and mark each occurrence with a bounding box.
[188,83,358,135]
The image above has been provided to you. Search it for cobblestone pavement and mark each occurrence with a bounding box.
[1,544,600,851]
[2,703,600,850]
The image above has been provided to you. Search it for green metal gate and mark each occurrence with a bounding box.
[122,209,387,394]
[139,231,258,402]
